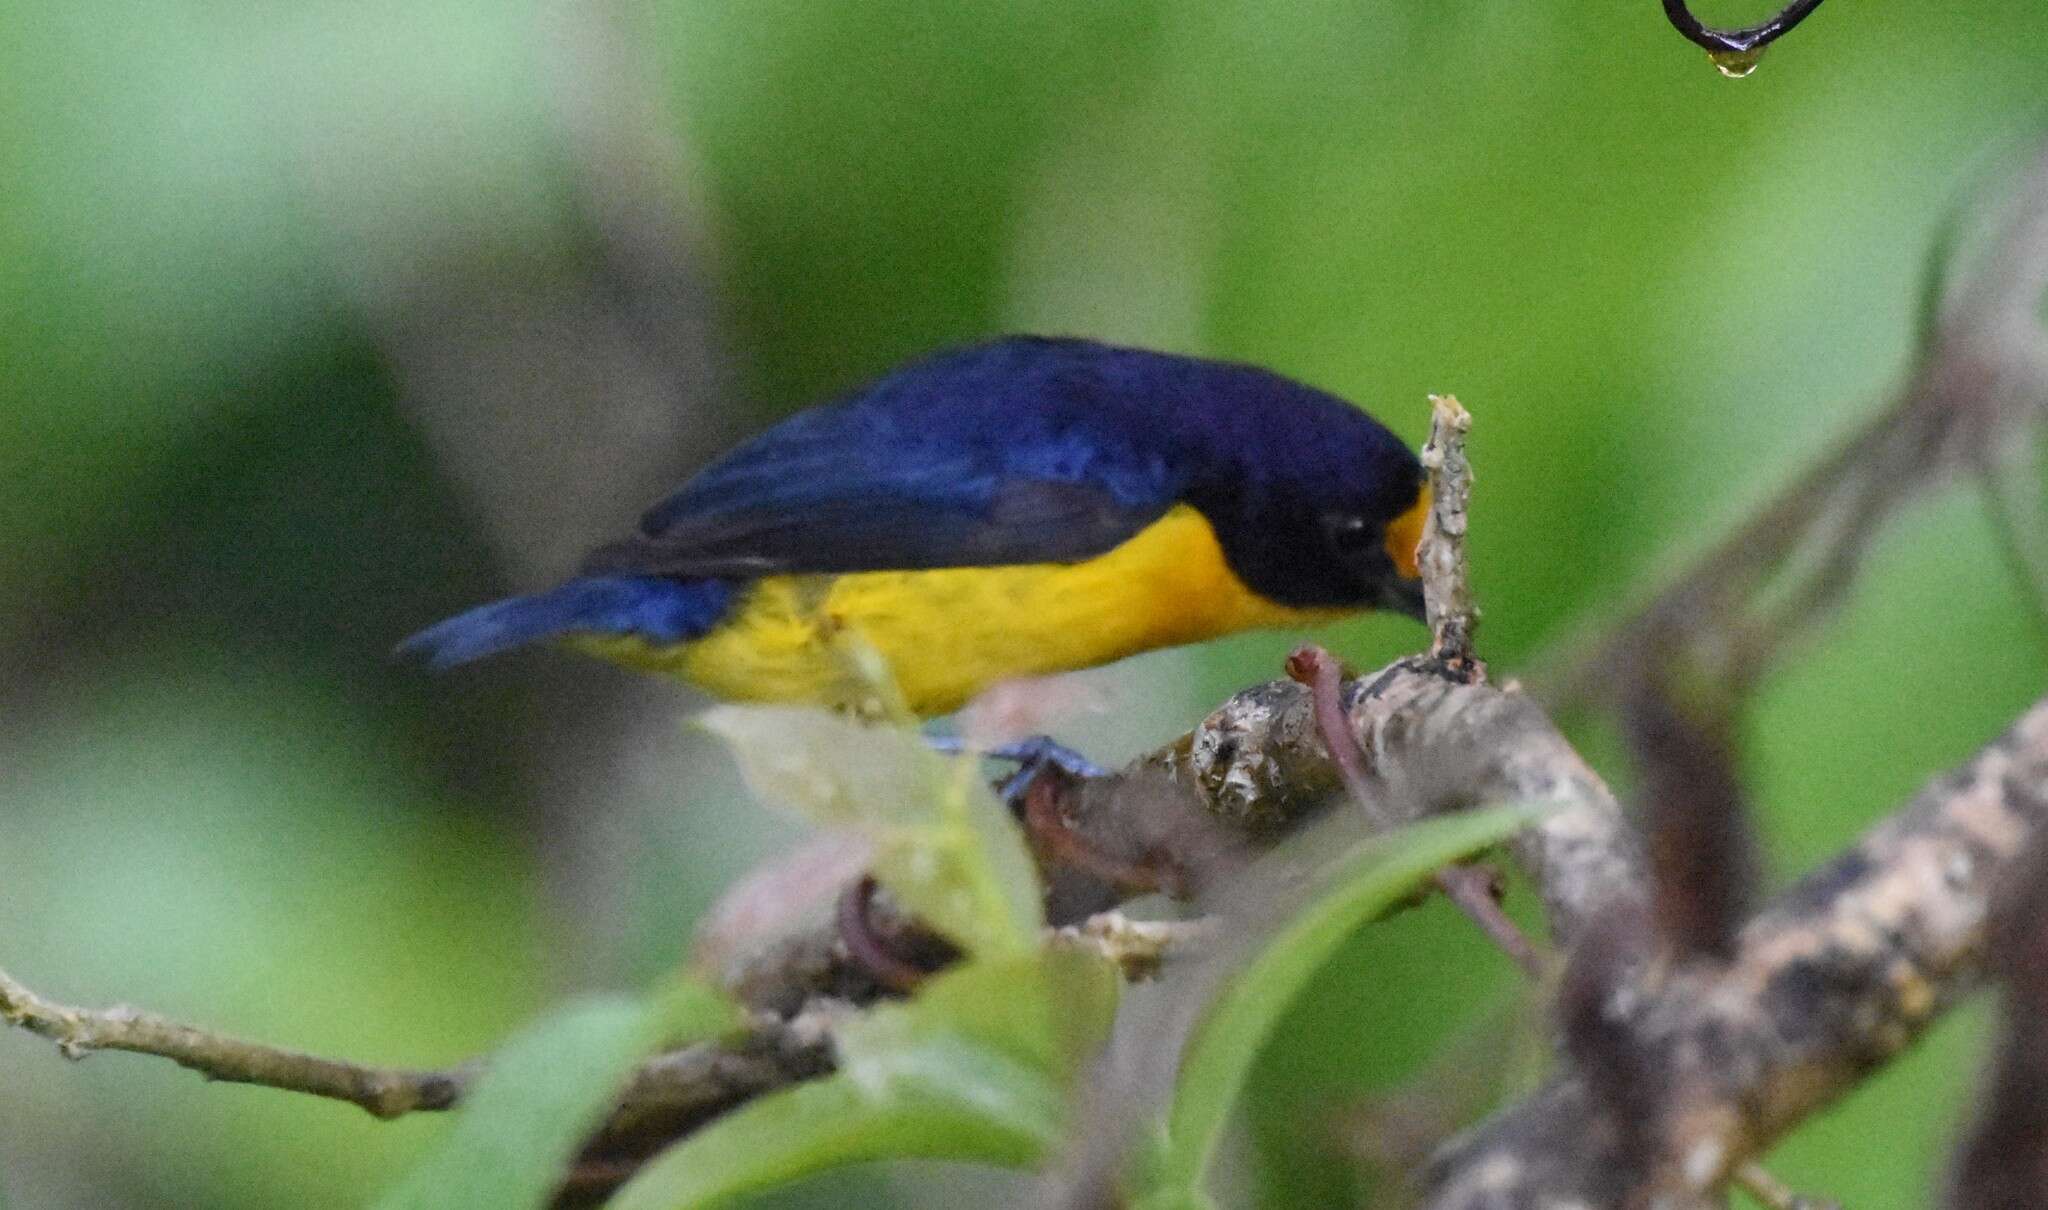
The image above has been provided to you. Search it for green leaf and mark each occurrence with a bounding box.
[374,977,739,1210]
[609,1072,1046,1210]
[1135,805,1548,1209]
[837,947,1121,1079]
[651,977,752,1045]
[613,950,1120,1210]
[700,704,1043,956]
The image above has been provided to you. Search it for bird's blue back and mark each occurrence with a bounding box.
[639,336,1406,536]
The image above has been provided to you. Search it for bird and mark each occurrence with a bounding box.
[400,336,1430,720]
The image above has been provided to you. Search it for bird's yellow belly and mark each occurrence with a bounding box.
[572,504,1349,717]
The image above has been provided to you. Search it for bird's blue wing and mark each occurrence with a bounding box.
[582,340,1187,577]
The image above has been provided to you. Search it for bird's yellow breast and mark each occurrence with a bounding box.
[571,504,1351,717]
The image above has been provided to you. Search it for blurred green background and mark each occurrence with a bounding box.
[3,1,2044,1206]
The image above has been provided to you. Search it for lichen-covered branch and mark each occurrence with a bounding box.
[1423,694,2048,1209]
[1420,393,1481,670]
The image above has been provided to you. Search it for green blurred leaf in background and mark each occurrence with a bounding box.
[0,658,550,1206]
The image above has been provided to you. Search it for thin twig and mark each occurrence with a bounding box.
[1426,694,2048,1208]
[1285,647,1387,828]
[0,906,1206,1129]
[0,965,471,1118]
[1735,1160,1841,1210]
[834,875,931,993]
[1431,865,1544,978]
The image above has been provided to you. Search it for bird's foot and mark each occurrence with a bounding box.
[926,733,1108,786]
[987,735,1108,779]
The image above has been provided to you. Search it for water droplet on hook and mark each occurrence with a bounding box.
[1708,46,1764,78]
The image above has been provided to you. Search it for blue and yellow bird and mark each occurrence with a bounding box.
[401,336,1430,717]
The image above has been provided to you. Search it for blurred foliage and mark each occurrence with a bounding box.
[3,0,2047,1207]
[0,661,546,1206]
[614,949,1119,1210]
[376,978,738,1210]
[601,808,1525,1210]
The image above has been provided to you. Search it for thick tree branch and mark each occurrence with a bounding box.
[1414,144,2048,1208]
[1424,694,2048,1208]
[1945,828,2048,1207]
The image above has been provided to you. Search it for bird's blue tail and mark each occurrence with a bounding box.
[397,575,738,669]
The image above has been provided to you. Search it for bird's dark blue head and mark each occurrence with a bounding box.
[1047,341,1430,616]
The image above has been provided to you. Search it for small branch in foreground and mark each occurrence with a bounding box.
[0,965,469,1118]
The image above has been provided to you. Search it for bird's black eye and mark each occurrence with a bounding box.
[1323,512,1372,550]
